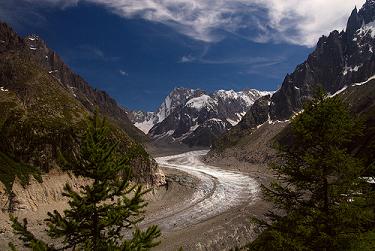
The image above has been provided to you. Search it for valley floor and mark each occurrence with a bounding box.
[144,150,273,251]
[0,150,273,251]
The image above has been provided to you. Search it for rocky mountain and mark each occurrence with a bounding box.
[21,33,146,143]
[129,88,273,147]
[269,0,375,121]
[208,0,375,163]
[128,87,203,134]
[0,22,164,197]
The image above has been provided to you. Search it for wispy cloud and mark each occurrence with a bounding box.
[179,46,285,66]
[24,0,80,8]
[179,55,196,63]
[182,55,284,65]
[76,45,119,62]
[119,70,128,76]
[3,0,366,47]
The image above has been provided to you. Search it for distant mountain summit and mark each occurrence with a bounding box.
[17,32,146,142]
[128,87,203,133]
[0,22,162,186]
[208,0,375,164]
[269,0,375,121]
[129,88,273,146]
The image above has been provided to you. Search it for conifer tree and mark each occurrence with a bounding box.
[10,112,160,250]
[249,91,375,250]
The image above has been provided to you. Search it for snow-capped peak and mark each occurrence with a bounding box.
[185,94,218,111]
[155,87,198,122]
[356,20,375,38]
[129,86,275,138]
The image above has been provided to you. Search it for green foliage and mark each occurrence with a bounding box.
[0,50,152,193]
[248,91,375,250]
[10,112,160,250]
[9,216,54,251]
[0,151,41,194]
[347,230,375,250]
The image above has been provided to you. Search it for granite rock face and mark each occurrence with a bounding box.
[210,0,375,156]
[1,25,146,142]
[237,95,272,131]
[140,89,272,147]
[270,0,375,121]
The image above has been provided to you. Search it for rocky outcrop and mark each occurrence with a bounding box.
[1,22,145,142]
[269,0,375,121]
[0,23,23,52]
[209,0,375,165]
[0,21,164,191]
[237,95,271,130]
[23,34,146,142]
[128,87,205,134]
[0,170,90,212]
[134,88,272,147]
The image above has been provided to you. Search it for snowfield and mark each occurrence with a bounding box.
[185,95,218,111]
[146,151,259,232]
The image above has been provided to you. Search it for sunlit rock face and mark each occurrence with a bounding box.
[130,88,272,147]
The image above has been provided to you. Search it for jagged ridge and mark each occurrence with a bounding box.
[129,88,273,147]
[209,0,375,162]
[0,22,163,190]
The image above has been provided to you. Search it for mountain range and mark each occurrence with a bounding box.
[206,0,375,166]
[0,22,164,193]
[128,88,273,147]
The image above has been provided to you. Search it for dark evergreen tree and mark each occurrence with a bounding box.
[249,91,375,251]
[10,112,160,250]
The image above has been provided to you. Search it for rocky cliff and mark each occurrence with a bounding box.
[270,0,375,121]
[0,22,165,207]
[130,88,273,147]
[208,0,375,165]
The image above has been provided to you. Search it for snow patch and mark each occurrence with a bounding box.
[185,95,218,111]
[214,89,274,107]
[364,177,375,184]
[189,124,199,132]
[258,90,275,96]
[343,64,362,76]
[68,86,77,98]
[29,47,37,50]
[0,87,9,92]
[329,86,348,97]
[352,75,375,86]
[135,120,155,134]
[207,118,223,122]
[268,119,289,125]
[215,89,239,100]
[153,130,175,139]
[227,112,246,126]
[329,74,375,97]
[226,118,238,126]
[357,21,375,39]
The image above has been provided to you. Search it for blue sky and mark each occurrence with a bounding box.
[0,0,364,111]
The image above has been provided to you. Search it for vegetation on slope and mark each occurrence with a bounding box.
[10,113,160,250]
[0,49,157,198]
[248,92,375,250]
[0,151,41,195]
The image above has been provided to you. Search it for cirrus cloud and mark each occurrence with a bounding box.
[3,0,366,47]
